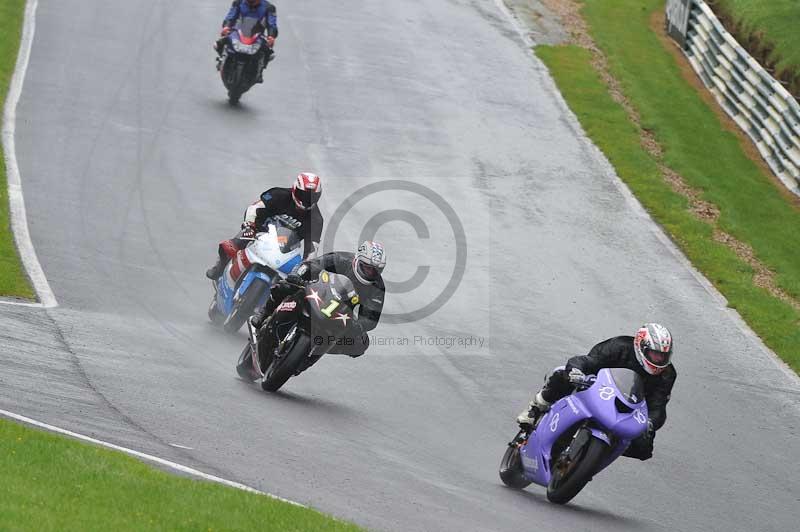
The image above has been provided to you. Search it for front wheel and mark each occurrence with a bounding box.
[261,331,312,392]
[224,59,246,105]
[499,438,532,489]
[546,430,608,504]
[227,89,241,105]
[223,278,268,334]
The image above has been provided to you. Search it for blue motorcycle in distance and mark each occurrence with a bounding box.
[500,368,650,504]
[208,217,303,334]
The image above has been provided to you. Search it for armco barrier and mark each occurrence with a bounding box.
[666,0,800,195]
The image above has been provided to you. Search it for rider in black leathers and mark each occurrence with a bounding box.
[205,173,323,280]
[250,241,387,361]
[517,324,676,460]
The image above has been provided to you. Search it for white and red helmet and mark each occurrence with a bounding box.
[633,323,674,375]
[353,241,386,285]
[291,172,322,210]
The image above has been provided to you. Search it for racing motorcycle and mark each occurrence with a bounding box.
[217,15,272,104]
[236,271,359,392]
[499,368,649,504]
[208,217,303,334]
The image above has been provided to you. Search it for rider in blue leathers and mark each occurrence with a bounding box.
[215,0,278,82]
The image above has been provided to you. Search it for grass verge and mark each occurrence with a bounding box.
[710,0,800,97]
[0,0,35,299]
[0,417,362,531]
[535,0,800,372]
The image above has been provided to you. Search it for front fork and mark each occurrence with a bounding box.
[246,320,264,377]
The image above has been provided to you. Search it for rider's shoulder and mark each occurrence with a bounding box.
[260,186,290,202]
[336,251,355,263]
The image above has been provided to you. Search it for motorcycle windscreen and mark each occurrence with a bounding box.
[237,16,265,38]
[275,226,302,254]
[608,368,645,404]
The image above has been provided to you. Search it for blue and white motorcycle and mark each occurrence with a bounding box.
[208,217,303,333]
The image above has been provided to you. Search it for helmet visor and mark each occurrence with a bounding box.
[294,188,320,209]
[644,347,671,368]
[357,261,381,281]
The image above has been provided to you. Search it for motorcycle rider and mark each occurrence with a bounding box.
[205,172,323,280]
[516,323,676,461]
[215,0,278,83]
[249,240,387,362]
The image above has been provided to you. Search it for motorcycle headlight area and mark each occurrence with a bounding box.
[232,40,260,54]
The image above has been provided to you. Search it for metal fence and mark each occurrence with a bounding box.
[666,0,800,195]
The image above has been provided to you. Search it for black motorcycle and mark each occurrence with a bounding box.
[217,15,272,104]
[237,271,360,392]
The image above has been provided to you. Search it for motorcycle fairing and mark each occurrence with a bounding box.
[519,368,649,486]
[235,269,272,302]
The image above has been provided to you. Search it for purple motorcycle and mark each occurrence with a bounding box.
[499,368,649,504]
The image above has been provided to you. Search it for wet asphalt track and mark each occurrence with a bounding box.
[3,1,799,530]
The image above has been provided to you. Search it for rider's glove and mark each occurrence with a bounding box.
[646,419,655,439]
[221,26,233,37]
[567,367,586,386]
[285,273,305,286]
[266,36,276,47]
[240,221,256,239]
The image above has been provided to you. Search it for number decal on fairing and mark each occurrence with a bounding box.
[598,386,615,401]
[320,299,340,317]
[549,413,560,432]
[633,409,647,425]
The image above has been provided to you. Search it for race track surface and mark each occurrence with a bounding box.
[3,1,799,530]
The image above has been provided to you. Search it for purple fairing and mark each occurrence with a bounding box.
[518,367,649,486]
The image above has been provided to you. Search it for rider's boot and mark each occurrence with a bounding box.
[206,257,227,280]
[249,298,277,331]
[516,392,551,431]
[206,245,232,280]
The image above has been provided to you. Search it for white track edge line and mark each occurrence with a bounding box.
[0,408,306,508]
[2,0,57,309]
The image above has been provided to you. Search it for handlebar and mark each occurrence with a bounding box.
[574,374,597,390]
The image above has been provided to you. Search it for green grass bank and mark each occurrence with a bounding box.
[710,0,800,97]
[0,0,35,299]
[0,417,362,531]
[535,0,800,372]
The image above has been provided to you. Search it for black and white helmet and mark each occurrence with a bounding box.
[353,241,386,285]
[633,323,674,375]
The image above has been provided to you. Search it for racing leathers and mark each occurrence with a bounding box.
[206,187,323,279]
[521,336,677,461]
[251,251,386,360]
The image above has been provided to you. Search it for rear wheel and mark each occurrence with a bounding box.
[261,332,311,392]
[499,438,532,489]
[223,278,267,334]
[546,429,608,504]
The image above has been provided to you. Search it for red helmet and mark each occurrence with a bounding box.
[291,172,322,210]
